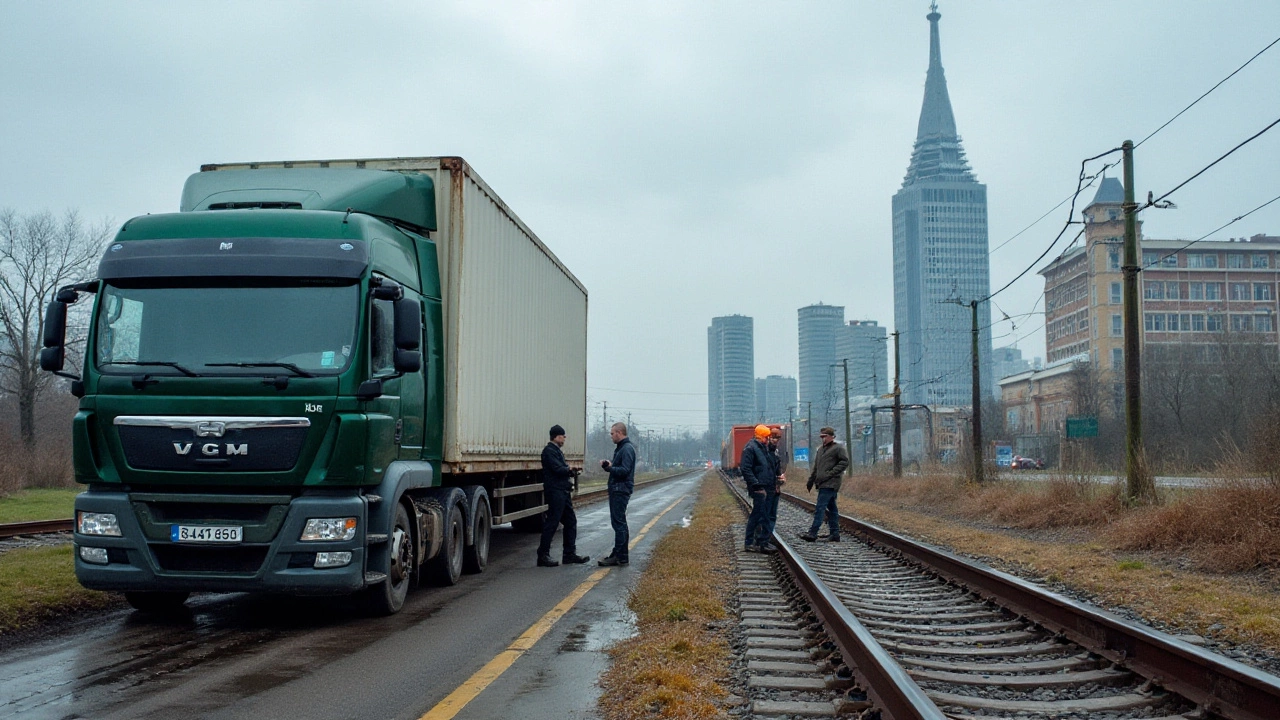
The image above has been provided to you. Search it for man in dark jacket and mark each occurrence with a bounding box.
[740,425,778,553]
[764,427,786,538]
[537,424,590,567]
[598,422,636,567]
[799,426,850,542]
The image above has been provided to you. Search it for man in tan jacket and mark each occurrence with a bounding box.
[798,426,849,542]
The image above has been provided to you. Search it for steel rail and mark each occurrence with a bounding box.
[0,518,74,539]
[723,473,944,720]
[782,490,1280,720]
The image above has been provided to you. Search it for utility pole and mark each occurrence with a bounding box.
[969,300,984,484]
[871,406,878,466]
[1121,139,1152,502]
[837,359,852,476]
[892,331,903,478]
[804,400,813,466]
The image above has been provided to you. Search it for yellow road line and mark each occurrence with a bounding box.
[419,494,688,720]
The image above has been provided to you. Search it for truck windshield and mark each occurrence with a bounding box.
[95,281,360,376]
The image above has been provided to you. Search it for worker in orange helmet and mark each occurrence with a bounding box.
[740,424,778,553]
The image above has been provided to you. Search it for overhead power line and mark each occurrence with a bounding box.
[1142,114,1280,210]
[1135,34,1280,150]
[1150,192,1280,266]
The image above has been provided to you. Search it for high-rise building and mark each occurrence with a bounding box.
[797,303,845,425]
[755,375,798,424]
[836,320,889,398]
[707,315,754,440]
[891,6,992,407]
[991,345,1032,399]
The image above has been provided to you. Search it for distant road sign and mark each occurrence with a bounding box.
[995,444,1013,467]
[1066,416,1099,438]
[794,448,809,464]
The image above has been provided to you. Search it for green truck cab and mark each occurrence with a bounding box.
[42,158,588,615]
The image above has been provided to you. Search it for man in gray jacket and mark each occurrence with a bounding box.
[798,426,849,542]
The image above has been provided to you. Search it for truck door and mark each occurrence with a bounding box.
[395,291,425,459]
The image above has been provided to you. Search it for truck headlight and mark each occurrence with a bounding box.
[79,546,110,565]
[314,551,352,568]
[300,517,357,542]
[77,511,122,537]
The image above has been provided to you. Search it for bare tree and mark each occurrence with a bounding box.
[0,210,109,446]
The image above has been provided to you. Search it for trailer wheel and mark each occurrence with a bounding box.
[125,591,189,614]
[363,502,414,615]
[427,501,465,586]
[462,488,490,575]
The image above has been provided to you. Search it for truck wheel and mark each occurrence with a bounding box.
[364,502,414,615]
[125,591,190,614]
[511,511,545,533]
[463,489,490,575]
[427,501,465,586]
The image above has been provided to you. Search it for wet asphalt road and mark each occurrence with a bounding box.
[0,473,704,720]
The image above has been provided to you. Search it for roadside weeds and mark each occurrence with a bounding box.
[598,474,735,720]
[0,545,122,639]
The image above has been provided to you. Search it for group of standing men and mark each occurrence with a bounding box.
[537,422,635,568]
[742,424,851,552]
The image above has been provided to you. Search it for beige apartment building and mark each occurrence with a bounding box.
[1040,177,1280,374]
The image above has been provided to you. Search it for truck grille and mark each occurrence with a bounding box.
[114,416,309,472]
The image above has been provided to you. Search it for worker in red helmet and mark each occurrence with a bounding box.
[740,424,778,553]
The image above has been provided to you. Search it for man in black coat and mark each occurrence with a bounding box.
[740,425,778,553]
[598,422,636,567]
[537,424,590,567]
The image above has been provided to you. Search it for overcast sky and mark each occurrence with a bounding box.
[3,1,1278,433]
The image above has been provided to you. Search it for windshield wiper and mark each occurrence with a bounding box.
[205,362,316,378]
[103,360,200,377]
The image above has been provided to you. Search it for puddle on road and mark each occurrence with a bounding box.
[556,608,637,654]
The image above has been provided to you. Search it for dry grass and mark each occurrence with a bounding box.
[598,474,736,720]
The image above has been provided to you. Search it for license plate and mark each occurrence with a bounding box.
[171,525,243,543]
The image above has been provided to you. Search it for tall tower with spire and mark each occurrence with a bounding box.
[892,4,992,408]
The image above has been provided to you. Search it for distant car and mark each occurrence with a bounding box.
[1010,456,1044,470]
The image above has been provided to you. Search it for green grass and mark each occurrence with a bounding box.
[0,545,121,636]
[0,488,79,523]
[1117,559,1148,571]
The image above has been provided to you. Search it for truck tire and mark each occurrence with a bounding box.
[427,500,465,586]
[124,591,189,614]
[363,502,415,615]
[462,486,490,575]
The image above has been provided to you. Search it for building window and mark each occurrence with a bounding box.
[1161,254,1178,268]
[1206,314,1224,332]
[1231,283,1250,301]
[1253,254,1270,269]
[1254,283,1273,301]
[1258,314,1275,332]
[1108,249,1121,270]
[1231,314,1252,332]
[1110,282,1122,304]
[1143,251,1157,268]
[1111,347,1123,370]
[1189,282,1203,300]
[1144,281,1164,300]
[1188,253,1219,268]
[1179,313,1192,331]
[1166,281,1182,300]
[1167,313,1180,331]
[1228,253,1245,268]
[1111,314,1122,336]
[1191,314,1206,331]
[1205,283,1223,301]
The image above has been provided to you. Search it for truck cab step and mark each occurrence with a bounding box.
[364,571,388,585]
[366,533,389,544]
[364,494,382,504]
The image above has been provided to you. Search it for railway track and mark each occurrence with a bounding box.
[722,472,1280,720]
[0,518,73,539]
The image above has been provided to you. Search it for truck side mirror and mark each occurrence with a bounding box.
[394,297,420,350]
[42,299,68,356]
[392,297,421,374]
